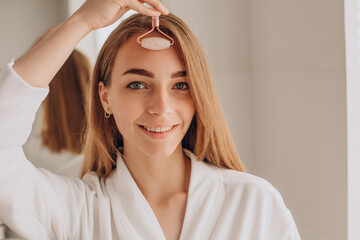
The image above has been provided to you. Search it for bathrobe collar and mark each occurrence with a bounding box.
[108,149,222,240]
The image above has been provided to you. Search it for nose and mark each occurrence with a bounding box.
[147,87,173,116]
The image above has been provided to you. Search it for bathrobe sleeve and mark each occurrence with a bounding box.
[0,62,92,240]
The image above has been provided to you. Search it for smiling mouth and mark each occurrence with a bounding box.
[140,125,176,133]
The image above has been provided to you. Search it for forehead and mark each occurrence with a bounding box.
[112,33,185,75]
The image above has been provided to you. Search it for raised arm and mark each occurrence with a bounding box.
[13,0,169,88]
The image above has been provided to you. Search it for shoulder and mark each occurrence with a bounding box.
[221,168,282,198]
[217,167,288,207]
[185,150,284,203]
[205,165,291,217]
[215,168,297,237]
[81,171,115,198]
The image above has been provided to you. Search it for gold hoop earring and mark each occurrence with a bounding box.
[104,109,111,119]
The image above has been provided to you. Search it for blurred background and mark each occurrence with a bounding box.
[1,0,360,239]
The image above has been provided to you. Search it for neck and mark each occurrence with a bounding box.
[121,144,191,202]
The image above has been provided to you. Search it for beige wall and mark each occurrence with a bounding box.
[0,0,67,68]
[250,1,347,239]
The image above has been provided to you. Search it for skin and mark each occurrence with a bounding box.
[99,33,195,240]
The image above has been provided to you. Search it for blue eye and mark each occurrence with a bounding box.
[175,82,189,90]
[128,82,145,89]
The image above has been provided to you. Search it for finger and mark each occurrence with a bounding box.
[142,0,169,15]
[128,1,161,17]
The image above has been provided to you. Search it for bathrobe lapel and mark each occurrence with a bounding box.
[109,155,166,240]
[108,149,222,240]
[179,149,222,239]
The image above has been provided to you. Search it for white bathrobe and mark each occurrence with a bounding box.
[0,61,301,240]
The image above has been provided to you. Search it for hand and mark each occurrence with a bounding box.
[75,0,169,31]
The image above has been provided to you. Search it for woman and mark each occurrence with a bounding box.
[0,0,300,239]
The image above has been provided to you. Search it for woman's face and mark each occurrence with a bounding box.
[99,34,195,160]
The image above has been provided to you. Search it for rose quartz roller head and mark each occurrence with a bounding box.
[137,16,174,50]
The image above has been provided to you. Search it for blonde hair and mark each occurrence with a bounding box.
[42,50,91,153]
[81,13,245,178]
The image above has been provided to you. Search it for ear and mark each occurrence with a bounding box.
[98,81,112,114]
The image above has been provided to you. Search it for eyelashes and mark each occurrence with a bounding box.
[127,81,145,89]
[126,81,189,90]
[174,82,189,90]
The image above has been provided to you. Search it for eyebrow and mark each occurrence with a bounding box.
[122,68,187,78]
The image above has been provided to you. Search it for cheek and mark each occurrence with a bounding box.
[180,97,196,124]
[109,95,143,130]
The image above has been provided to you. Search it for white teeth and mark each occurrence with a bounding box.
[143,125,174,133]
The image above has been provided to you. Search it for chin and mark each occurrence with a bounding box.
[141,143,180,160]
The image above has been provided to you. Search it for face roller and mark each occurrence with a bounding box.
[137,16,174,50]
